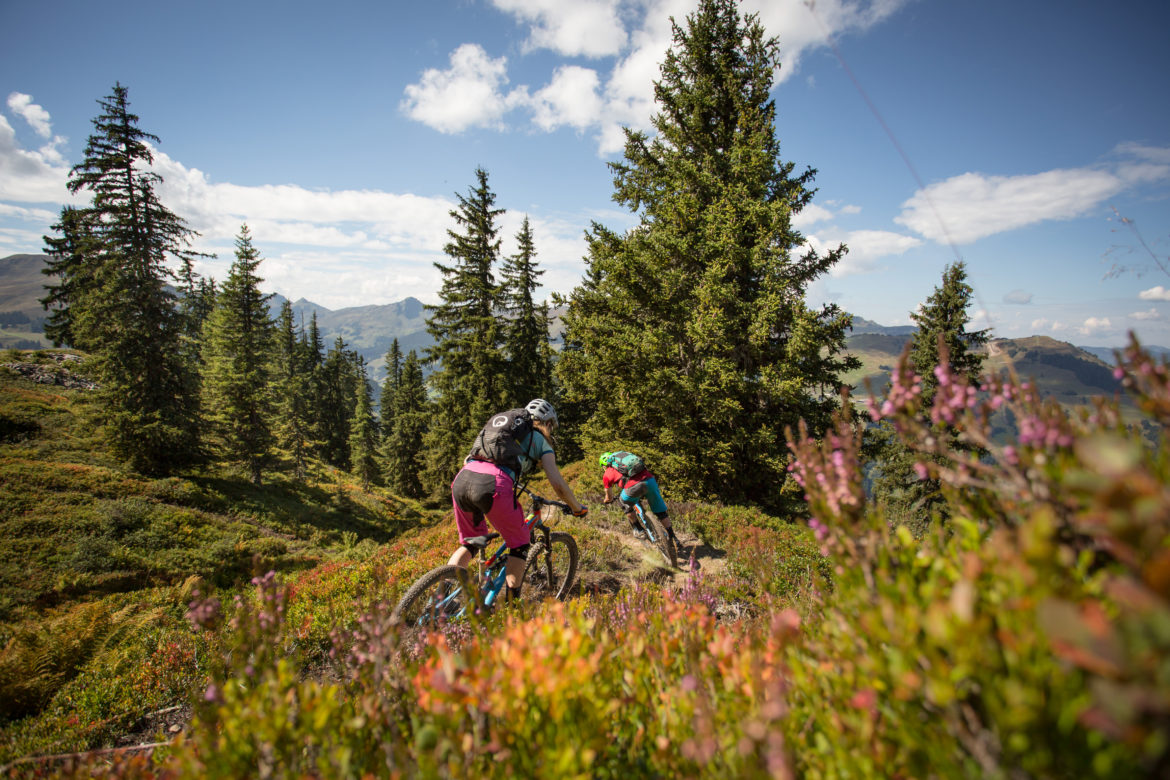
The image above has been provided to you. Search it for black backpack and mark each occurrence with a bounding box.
[467,408,535,478]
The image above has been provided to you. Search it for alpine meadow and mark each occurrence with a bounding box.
[2,1,1170,778]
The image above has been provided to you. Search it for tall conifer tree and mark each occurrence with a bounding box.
[557,0,858,510]
[908,261,990,405]
[200,225,275,485]
[500,216,554,402]
[870,261,991,527]
[384,350,429,499]
[42,83,205,473]
[41,206,99,349]
[379,338,403,433]
[273,301,314,479]
[318,336,360,469]
[348,356,380,489]
[421,168,508,497]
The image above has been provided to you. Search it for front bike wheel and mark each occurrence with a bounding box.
[522,532,579,601]
[391,565,476,630]
[638,507,677,568]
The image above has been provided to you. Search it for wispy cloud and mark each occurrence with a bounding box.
[1003,289,1033,305]
[895,145,1170,245]
[1131,308,1163,321]
[805,228,922,276]
[894,168,1126,245]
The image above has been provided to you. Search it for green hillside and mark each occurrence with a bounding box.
[843,331,1130,409]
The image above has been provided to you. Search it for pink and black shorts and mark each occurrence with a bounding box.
[451,460,530,549]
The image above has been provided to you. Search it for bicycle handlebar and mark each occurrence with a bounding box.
[520,485,576,515]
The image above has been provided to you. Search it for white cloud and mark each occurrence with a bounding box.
[1003,289,1033,305]
[745,0,908,80]
[528,66,604,132]
[805,228,921,276]
[492,0,627,57]
[400,44,527,134]
[406,0,910,155]
[1131,308,1162,321]
[6,93,52,138]
[1079,316,1113,336]
[1031,317,1050,330]
[0,113,71,204]
[895,168,1127,244]
[1139,286,1170,301]
[791,203,835,229]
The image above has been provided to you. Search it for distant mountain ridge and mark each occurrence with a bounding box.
[3,253,1166,383]
[266,294,430,380]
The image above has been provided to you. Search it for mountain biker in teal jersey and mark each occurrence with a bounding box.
[447,399,587,601]
[599,451,681,549]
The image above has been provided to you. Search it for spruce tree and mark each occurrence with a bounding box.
[384,350,429,499]
[557,0,858,510]
[273,301,314,480]
[379,337,403,434]
[42,83,205,473]
[421,167,509,498]
[348,356,380,489]
[500,216,555,402]
[318,336,359,469]
[200,224,275,485]
[41,205,99,349]
[909,261,990,405]
[870,260,990,529]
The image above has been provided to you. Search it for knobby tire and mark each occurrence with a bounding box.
[640,509,677,568]
[391,565,477,631]
[522,532,579,601]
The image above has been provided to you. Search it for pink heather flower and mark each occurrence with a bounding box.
[850,688,878,710]
[1003,445,1018,465]
[913,462,929,480]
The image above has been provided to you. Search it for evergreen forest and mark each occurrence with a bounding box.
[1,1,1168,776]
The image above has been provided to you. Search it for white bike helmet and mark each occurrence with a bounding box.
[525,398,558,425]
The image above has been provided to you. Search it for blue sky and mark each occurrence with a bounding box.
[2,0,1168,348]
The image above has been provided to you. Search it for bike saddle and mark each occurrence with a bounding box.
[463,535,495,551]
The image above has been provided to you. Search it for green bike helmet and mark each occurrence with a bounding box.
[599,451,615,468]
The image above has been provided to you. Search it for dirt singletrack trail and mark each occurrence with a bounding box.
[570,501,728,597]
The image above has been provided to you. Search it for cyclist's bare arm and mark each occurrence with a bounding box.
[541,452,586,515]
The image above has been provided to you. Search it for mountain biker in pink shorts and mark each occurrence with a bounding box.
[447,399,587,601]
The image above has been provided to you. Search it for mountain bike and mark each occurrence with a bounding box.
[621,494,677,569]
[391,487,580,631]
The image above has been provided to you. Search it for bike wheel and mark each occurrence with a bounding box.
[391,565,476,630]
[639,508,677,568]
[522,532,579,601]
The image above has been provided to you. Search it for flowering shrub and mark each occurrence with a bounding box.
[784,335,1170,776]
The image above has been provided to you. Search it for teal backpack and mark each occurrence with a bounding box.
[611,451,648,479]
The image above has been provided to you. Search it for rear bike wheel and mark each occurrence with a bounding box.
[522,532,579,601]
[391,565,476,630]
[636,505,677,568]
